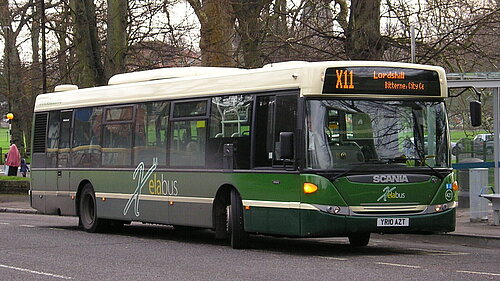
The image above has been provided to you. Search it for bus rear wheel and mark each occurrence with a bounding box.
[79,184,105,233]
[348,233,370,247]
[228,189,249,249]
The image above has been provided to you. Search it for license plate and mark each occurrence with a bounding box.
[377,218,409,227]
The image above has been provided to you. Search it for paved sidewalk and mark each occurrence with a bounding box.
[1,194,498,247]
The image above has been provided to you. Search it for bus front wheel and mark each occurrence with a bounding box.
[229,189,249,249]
[79,184,105,233]
[348,233,370,247]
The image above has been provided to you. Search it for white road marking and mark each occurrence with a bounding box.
[375,262,421,269]
[409,248,469,256]
[0,222,9,225]
[0,264,72,280]
[457,270,500,277]
[317,256,348,261]
[19,225,35,228]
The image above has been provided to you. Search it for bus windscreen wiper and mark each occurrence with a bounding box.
[330,159,389,181]
[393,157,446,180]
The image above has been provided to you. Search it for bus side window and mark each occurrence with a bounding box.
[102,106,134,167]
[134,102,169,167]
[169,100,208,167]
[207,95,252,169]
[58,111,73,168]
[72,107,103,168]
[46,111,60,168]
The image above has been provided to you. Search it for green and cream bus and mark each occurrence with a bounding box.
[30,61,458,248]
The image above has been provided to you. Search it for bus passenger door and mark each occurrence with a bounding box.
[247,92,300,236]
[57,111,72,193]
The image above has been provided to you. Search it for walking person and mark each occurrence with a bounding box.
[5,143,21,176]
[3,153,8,175]
[20,158,29,177]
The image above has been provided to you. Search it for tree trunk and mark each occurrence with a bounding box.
[232,0,272,68]
[70,0,106,87]
[55,2,71,84]
[265,0,290,62]
[0,0,27,156]
[106,0,128,77]
[188,0,236,66]
[26,0,42,155]
[345,0,384,60]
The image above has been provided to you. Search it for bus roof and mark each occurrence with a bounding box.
[34,61,447,112]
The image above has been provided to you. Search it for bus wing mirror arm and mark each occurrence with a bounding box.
[279,132,294,160]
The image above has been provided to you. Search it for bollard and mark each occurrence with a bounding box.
[469,168,489,222]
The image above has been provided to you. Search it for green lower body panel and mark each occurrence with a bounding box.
[245,207,456,237]
[244,207,301,236]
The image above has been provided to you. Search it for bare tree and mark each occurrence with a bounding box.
[187,0,236,66]
[232,0,272,68]
[70,0,106,87]
[0,0,33,156]
[106,0,128,77]
[344,0,385,60]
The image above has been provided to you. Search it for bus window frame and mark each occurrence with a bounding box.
[103,105,136,124]
[170,98,210,120]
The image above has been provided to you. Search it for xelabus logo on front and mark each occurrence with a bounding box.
[377,186,406,202]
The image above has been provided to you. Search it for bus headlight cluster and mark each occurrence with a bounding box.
[326,206,341,214]
[434,204,449,213]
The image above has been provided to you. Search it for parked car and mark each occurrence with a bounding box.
[473,133,494,154]
[452,133,494,156]
[451,137,472,155]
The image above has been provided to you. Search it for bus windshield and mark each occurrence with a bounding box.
[305,99,449,170]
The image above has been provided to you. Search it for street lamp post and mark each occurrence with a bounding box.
[6,112,14,145]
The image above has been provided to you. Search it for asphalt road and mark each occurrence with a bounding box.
[0,213,499,281]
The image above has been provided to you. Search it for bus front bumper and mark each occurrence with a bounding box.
[300,207,456,237]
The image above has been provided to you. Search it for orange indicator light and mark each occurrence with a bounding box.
[303,183,318,194]
[452,181,459,191]
[244,206,250,210]
[101,197,106,201]
[169,201,174,206]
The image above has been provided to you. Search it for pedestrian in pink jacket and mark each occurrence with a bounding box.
[5,144,21,176]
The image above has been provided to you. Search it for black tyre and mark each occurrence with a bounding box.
[229,189,249,249]
[348,233,370,247]
[79,184,105,233]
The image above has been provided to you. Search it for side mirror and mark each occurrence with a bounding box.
[279,132,294,160]
[470,100,482,127]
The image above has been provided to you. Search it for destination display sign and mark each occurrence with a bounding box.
[322,67,441,96]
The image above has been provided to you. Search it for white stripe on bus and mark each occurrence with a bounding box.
[95,193,214,204]
[32,191,318,210]
[30,191,77,197]
[242,200,319,211]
